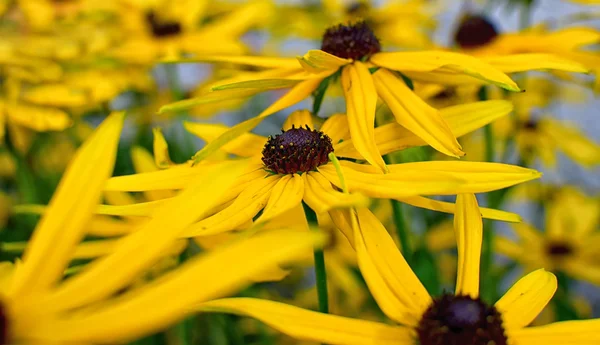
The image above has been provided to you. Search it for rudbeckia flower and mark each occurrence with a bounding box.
[160,20,585,171]
[1,111,326,344]
[102,104,540,239]
[495,186,600,286]
[197,194,600,345]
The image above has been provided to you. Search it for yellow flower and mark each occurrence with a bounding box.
[160,20,585,171]
[196,194,600,345]
[496,186,600,285]
[1,111,326,344]
[102,104,539,240]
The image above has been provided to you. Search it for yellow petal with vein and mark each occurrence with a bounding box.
[495,269,557,329]
[341,62,386,172]
[183,122,266,158]
[508,318,600,345]
[158,88,260,114]
[321,114,350,145]
[297,49,351,73]
[161,55,300,69]
[373,68,463,157]
[8,112,124,298]
[256,174,305,224]
[482,54,589,73]
[32,230,326,344]
[199,298,414,345]
[131,147,175,201]
[453,194,482,299]
[400,196,521,222]
[302,172,369,214]
[257,77,322,117]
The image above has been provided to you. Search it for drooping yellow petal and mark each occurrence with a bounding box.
[371,51,521,91]
[495,269,557,329]
[198,298,415,345]
[302,172,369,214]
[353,208,431,326]
[400,196,521,222]
[4,102,72,132]
[282,109,314,130]
[341,62,386,172]
[297,49,351,73]
[482,54,589,73]
[372,68,463,157]
[453,194,482,299]
[507,318,600,345]
[8,112,124,298]
[255,174,304,224]
[31,230,327,344]
[40,160,250,312]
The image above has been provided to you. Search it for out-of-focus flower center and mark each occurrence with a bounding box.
[417,294,508,345]
[521,119,538,131]
[454,15,499,49]
[0,301,8,345]
[262,126,334,175]
[321,21,381,60]
[146,12,182,38]
[546,241,574,258]
[346,2,370,18]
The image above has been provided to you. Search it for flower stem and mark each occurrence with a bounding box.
[383,155,412,266]
[302,201,329,314]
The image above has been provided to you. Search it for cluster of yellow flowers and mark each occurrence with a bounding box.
[0,0,599,344]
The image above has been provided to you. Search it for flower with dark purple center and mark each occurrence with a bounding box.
[417,294,508,345]
[0,302,8,345]
[547,241,574,258]
[321,21,381,60]
[454,15,499,49]
[146,12,182,38]
[262,126,334,175]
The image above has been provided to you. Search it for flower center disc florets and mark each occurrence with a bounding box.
[262,126,334,175]
[146,12,182,38]
[417,294,508,345]
[0,302,8,345]
[547,241,574,258]
[321,21,381,60]
[454,15,499,49]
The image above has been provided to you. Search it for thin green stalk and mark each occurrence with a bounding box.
[302,201,329,314]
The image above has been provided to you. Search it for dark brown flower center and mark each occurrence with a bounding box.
[547,241,574,258]
[417,294,508,345]
[321,21,381,60]
[521,119,538,131]
[146,12,182,38]
[0,302,8,345]
[262,126,333,175]
[454,15,499,49]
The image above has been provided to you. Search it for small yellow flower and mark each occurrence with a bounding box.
[196,194,600,345]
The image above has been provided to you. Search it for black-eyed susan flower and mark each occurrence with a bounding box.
[496,186,600,286]
[197,194,600,345]
[160,20,586,171]
[1,111,326,345]
[101,104,540,239]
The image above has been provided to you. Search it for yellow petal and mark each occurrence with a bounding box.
[8,112,124,298]
[199,298,414,345]
[183,121,266,158]
[302,172,369,214]
[540,119,600,167]
[495,269,557,329]
[256,174,304,224]
[158,88,261,114]
[4,102,72,132]
[211,79,301,91]
[482,54,589,73]
[21,84,87,107]
[131,147,175,201]
[373,68,463,157]
[453,194,482,298]
[31,230,327,344]
[321,114,351,145]
[354,208,431,326]
[161,55,300,69]
[282,109,314,130]
[400,196,521,222]
[87,216,141,237]
[297,49,351,73]
[508,318,600,345]
[371,51,521,91]
[104,164,214,192]
[152,128,173,168]
[41,160,250,312]
[341,62,386,172]
[257,77,322,117]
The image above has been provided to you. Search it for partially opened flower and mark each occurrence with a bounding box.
[197,194,600,345]
[101,104,540,240]
[0,111,326,345]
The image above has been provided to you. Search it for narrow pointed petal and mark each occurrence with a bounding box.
[354,208,431,326]
[482,54,589,73]
[297,49,352,73]
[198,298,415,345]
[42,160,250,312]
[283,110,314,130]
[507,318,600,345]
[161,55,301,69]
[400,196,521,222]
[454,194,482,298]
[183,122,266,158]
[373,68,463,157]
[131,147,175,201]
[8,112,124,298]
[257,77,323,117]
[158,88,262,114]
[31,231,328,344]
[371,51,520,91]
[151,128,173,168]
[255,174,304,224]
[341,62,386,172]
[104,164,218,192]
[495,269,557,329]
[182,175,279,237]
[302,172,369,214]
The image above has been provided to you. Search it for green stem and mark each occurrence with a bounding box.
[383,155,412,266]
[302,201,329,314]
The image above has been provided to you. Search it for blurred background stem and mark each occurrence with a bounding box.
[302,202,329,314]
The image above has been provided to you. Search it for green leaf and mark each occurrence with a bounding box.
[312,77,331,115]
[368,67,380,74]
[397,72,414,90]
